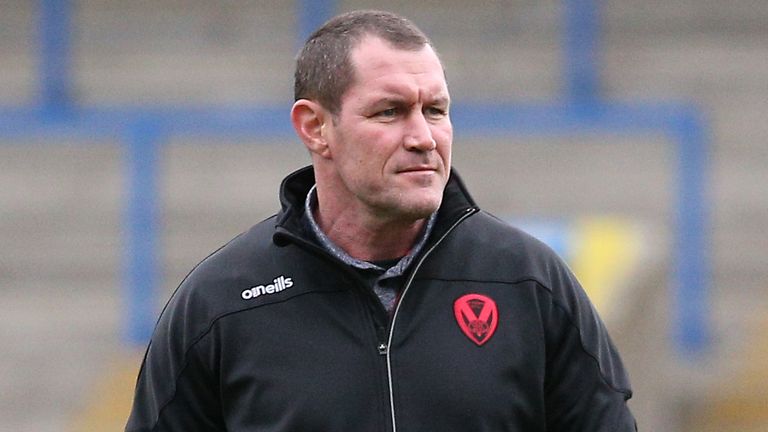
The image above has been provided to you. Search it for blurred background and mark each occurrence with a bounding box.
[1,0,766,430]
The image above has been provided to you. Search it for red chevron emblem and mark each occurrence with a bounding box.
[454,294,498,346]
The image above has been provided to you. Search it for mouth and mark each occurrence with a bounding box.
[398,165,437,174]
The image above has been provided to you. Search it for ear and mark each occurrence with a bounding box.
[291,99,332,159]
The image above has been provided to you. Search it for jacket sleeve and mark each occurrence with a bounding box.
[542,262,637,431]
[125,280,225,432]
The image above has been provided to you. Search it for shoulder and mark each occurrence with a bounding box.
[425,210,601,329]
[154,214,347,345]
[153,216,285,343]
[430,210,572,289]
[178,216,278,299]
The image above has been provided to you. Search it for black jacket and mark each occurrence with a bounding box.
[126,166,636,431]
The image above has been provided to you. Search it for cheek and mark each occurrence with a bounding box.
[337,131,390,183]
[435,127,453,166]
[357,129,398,166]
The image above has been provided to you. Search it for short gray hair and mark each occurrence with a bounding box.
[294,10,434,114]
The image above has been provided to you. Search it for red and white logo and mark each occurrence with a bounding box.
[453,294,498,346]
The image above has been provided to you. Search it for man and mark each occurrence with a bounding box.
[126,10,636,431]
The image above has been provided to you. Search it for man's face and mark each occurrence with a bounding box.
[323,36,452,222]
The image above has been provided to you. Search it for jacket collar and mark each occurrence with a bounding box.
[273,165,478,246]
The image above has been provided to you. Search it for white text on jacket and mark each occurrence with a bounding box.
[241,276,293,300]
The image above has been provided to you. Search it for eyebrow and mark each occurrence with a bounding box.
[430,95,451,106]
[370,94,450,108]
[371,96,407,106]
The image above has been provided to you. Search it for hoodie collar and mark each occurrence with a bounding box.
[273,165,477,247]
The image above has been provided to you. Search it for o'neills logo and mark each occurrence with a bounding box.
[241,276,293,300]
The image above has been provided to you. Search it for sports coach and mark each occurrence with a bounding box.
[126,9,637,431]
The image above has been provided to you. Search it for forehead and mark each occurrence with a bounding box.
[346,36,448,100]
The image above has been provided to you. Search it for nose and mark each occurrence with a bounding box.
[403,111,436,152]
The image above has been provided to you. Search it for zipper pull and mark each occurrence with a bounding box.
[377,343,388,355]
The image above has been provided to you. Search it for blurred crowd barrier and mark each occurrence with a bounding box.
[1,1,767,431]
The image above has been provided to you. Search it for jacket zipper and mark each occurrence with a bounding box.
[382,207,477,432]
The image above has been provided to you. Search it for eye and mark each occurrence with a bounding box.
[426,106,447,119]
[377,108,398,118]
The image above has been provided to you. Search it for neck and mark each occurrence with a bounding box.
[313,203,426,262]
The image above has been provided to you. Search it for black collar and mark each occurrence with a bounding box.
[273,165,478,247]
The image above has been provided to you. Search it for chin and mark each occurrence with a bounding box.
[398,195,443,220]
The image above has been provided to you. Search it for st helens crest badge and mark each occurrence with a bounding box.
[453,294,498,346]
